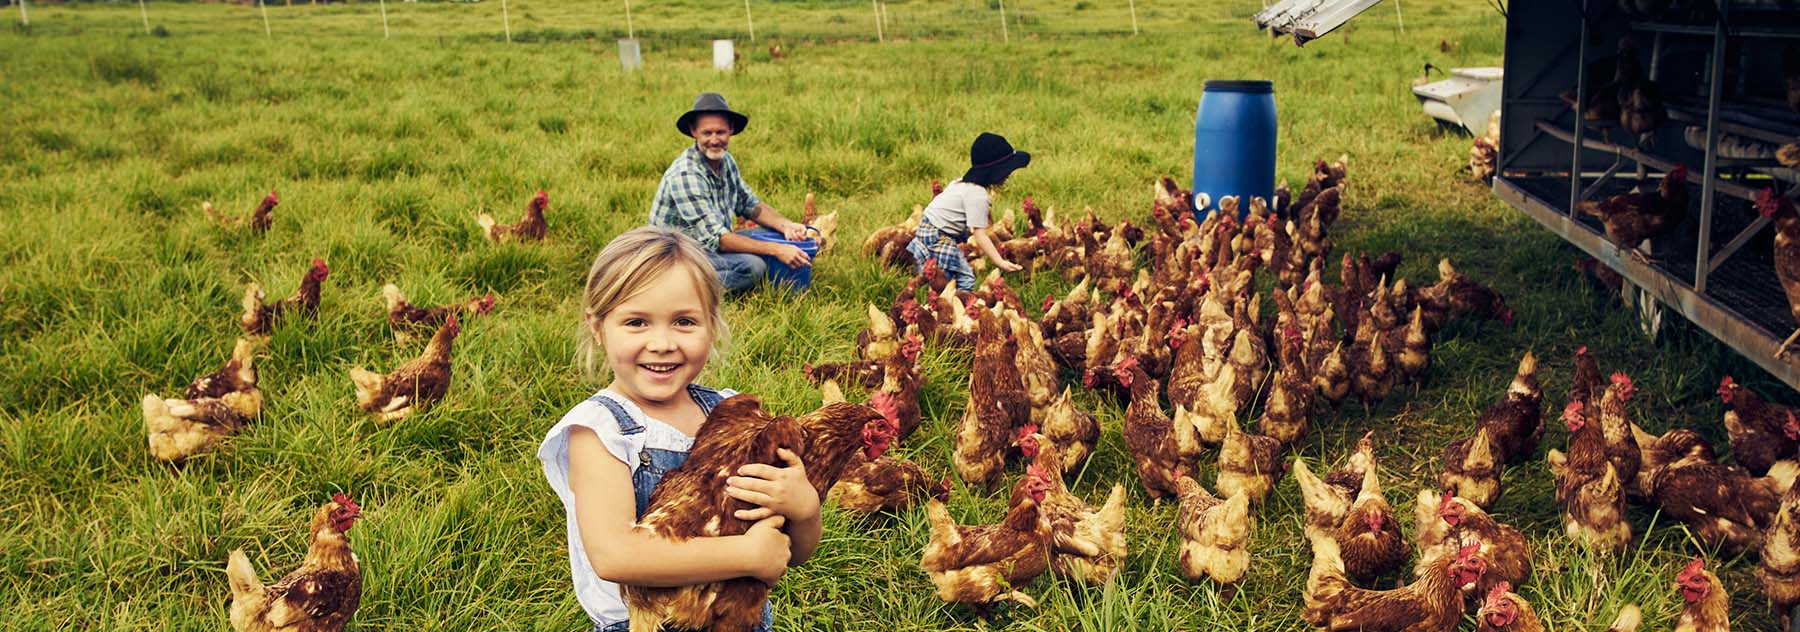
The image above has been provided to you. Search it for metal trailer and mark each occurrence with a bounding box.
[1492,0,1800,393]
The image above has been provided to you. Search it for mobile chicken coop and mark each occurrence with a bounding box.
[1491,0,1800,390]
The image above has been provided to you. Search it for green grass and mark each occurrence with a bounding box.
[1,0,1794,629]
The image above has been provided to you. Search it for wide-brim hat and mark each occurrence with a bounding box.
[676,92,749,136]
[961,132,1031,185]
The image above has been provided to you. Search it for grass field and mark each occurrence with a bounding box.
[4,0,1797,629]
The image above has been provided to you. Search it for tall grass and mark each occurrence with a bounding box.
[1,0,1791,629]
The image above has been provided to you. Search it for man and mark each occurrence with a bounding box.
[650,92,811,294]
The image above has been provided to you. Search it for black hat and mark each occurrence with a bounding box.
[961,132,1031,186]
[676,92,749,136]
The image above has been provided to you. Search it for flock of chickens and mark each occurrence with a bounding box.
[783,157,1800,631]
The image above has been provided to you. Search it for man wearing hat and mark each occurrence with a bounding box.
[906,132,1032,291]
[651,92,811,294]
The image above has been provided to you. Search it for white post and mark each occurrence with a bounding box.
[379,0,390,38]
[1127,0,1138,35]
[743,0,754,41]
[16,0,25,27]
[998,0,1007,43]
[1393,0,1404,34]
[501,0,512,42]
[258,0,271,37]
[138,0,151,34]
[624,0,633,39]
[872,0,882,42]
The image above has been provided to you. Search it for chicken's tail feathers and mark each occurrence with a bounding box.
[1769,460,1800,495]
[382,283,406,314]
[476,213,498,240]
[142,394,173,429]
[349,368,384,407]
[226,548,263,600]
[1605,603,1642,632]
[1097,483,1128,531]
[924,499,959,546]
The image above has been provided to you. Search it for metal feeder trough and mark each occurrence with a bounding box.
[1412,67,1503,135]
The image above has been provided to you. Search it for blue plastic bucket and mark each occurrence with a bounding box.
[1192,80,1277,222]
[744,227,819,291]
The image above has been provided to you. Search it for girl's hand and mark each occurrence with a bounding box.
[727,448,820,523]
[742,515,791,586]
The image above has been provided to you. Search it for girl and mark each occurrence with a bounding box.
[907,131,1033,290]
[538,226,821,632]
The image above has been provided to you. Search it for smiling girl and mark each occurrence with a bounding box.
[537,227,820,632]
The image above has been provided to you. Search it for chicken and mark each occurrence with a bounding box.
[855,303,900,362]
[477,189,549,243]
[920,478,1053,610]
[1305,537,1485,632]
[1629,421,1717,499]
[1420,259,1515,327]
[1596,373,1643,489]
[1470,113,1501,184]
[800,193,840,255]
[1576,165,1689,263]
[862,205,924,270]
[1037,386,1099,477]
[1429,492,1533,603]
[1117,357,1188,501]
[382,283,495,342]
[1719,374,1800,476]
[872,333,925,441]
[1474,351,1544,466]
[1439,428,1503,511]
[143,338,262,462]
[1476,582,1543,632]
[1576,257,1627,293]
[1760,481,1800,629]
[1650,456,1794,552]
[626,397,894,632]
[1005,309,1060,410]
[1176,476,1252,591]
[1012,441,1128,586]
[241,258,330,336]
[227,494,363,632]
[1549,455,1631,555]
[1334,466,1408,586]
[1295,446,1372,540]
[1216,413,1285,506]
[954,307,1030,489]
[1674,557,1730,632]
[1613,38,1665,146]
[1396,306,1432,386]
[204,189,279,232]
[1756,189,1800,359]
[828,453,950,516]
[1313,341,1353,407]
[1569,345,1605,408]
[348,315,459,424]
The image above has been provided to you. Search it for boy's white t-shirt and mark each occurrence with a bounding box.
[920,179,992,238]
[536,387,737,627]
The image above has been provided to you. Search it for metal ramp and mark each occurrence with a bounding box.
[1253,0,1385,45]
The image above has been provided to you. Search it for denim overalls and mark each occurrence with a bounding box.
[591,387,776,632]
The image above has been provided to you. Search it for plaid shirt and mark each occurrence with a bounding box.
[649,145,761,252]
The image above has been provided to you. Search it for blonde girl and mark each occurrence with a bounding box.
[537,226,820,632]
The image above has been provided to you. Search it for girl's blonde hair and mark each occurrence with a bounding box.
[576,226,728,380]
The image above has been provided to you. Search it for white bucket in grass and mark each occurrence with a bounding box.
[713,40,734,70]
[619,38,642,70]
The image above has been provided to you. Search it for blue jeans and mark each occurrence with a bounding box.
[708,250,768,294]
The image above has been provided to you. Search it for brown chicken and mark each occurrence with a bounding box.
[1614,38,1666,145]
[801,193,840,256]
[1651,454,1795,552]
[1334,466,1409,586]
[862,205,924,270]
[1118,357,1189,501]
[1440,429,1503,511]
[1761,481,1800,629]
[1475,351,1544,466]
[348,315,459,424]
[1596,373,1643,489]
[1176,476,1252,591]
[1720,374,1800,476]
[227,494,363,632]
[1295,446,1370,540]
[1550,455,1631,555]
[1576,165,1689,263]
[1012,442,1129,586]
[1430,492,1533,603]
[828,453,950,516]
[1476,582,1543,632]
[382,283,495,342]
[1570,345,1605,408]
[1761,188,1800,358]
[1674,557,1730,632]
[626,397,895,632]
[1304,537,1486,632]
[1037,386,1099,477]
[1217,413,1285,506]
[855,303,900,362]
[241,258,330,336]
[143,338,262,462]
[1259,326,1312,445]
[1419,259,1515,327]
[871,334,925,440]
[954,306,1031,489]
[1629,421,1717,500]
[477,189,548,243]
[920,477,1053,610]
[204,189,279,232]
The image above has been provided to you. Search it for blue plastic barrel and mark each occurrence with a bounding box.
[1192,80,1277,222]
[744,227,819,291]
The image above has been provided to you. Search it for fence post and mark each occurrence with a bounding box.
[624,0,633,39]
[258,0,271,37]
[17,0,26,27]
[998,0,1008,42]
[872,0,882,42]
[138,0,151,34]
[501,0,512,42]
[379,0,390,38]
[743,0,754,41]
[1128,0,1138,34]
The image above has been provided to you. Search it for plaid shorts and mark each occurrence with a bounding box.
[908,219,976,291]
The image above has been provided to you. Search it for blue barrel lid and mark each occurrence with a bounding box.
[1203,80,1274,93]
